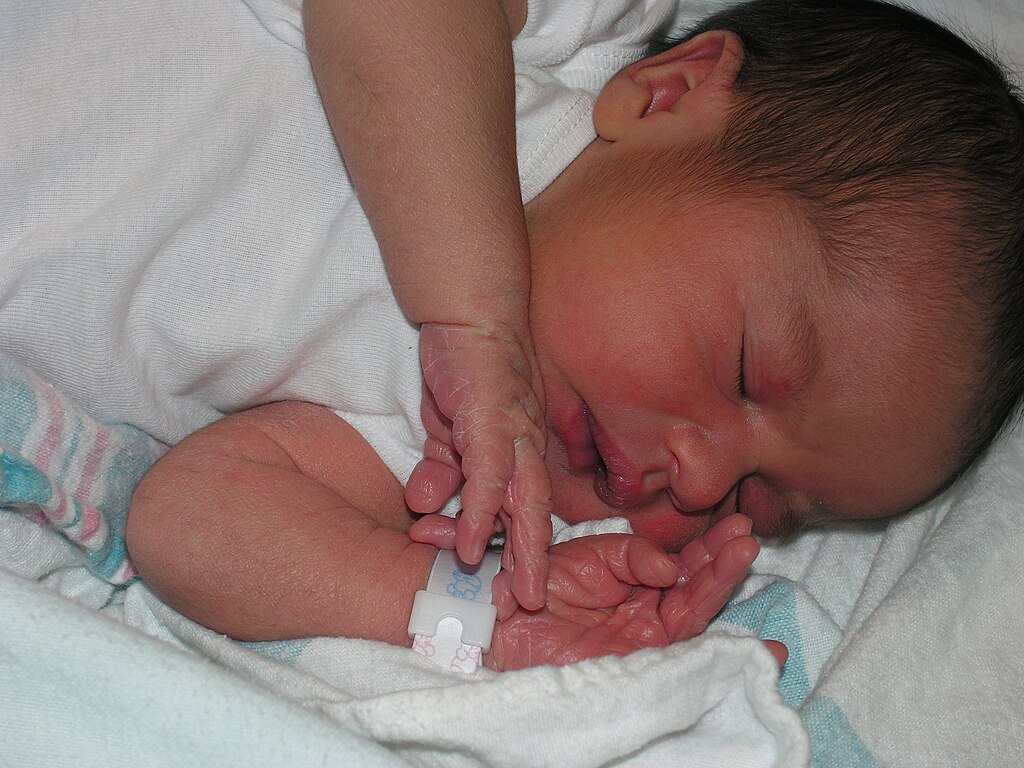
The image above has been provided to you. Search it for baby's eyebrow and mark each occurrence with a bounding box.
[772,293,821,408]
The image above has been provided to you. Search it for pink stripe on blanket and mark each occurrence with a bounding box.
[79,505,102,543]
[36,387,67,472]
[25,511,51,527]
[75,428,111,502]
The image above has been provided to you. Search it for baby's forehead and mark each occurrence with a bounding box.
[744,200,976,426]
[817,265,976,436]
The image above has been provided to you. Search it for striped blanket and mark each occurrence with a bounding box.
[0,355,164,586]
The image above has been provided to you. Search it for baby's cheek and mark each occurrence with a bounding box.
[547,464,612,525]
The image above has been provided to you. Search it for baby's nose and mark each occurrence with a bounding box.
[663,424,746,512]
[639,468,672,500]
[637,467,730,513]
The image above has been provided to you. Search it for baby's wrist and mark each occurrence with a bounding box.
[419,316,532,352]
[407,547,503,673]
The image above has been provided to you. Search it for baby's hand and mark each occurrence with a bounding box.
[405,322,553,610]
[488,515,765,671]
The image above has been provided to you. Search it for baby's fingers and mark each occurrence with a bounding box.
[675,513,752,583]
[456,430,514,564]
[406,452,463,516]
[548,535,677,610]
[763,639,789,668]
[490,569,518,621]
[609,536,679,588]
[406,386,463,515]
[661,536,759,642]
[503,439,552,610]
[407,513,458,549]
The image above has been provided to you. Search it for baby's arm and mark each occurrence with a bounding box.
[125,408,769,668]
[488,517,777,671]
[302,0,551,610]
[125,402,435,645]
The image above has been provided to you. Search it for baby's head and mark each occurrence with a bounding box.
[525,0,1024,549]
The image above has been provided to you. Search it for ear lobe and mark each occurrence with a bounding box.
[594,30,744,142]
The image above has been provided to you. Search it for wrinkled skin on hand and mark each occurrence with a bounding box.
[487,515,784,671]
[406,322,553,610]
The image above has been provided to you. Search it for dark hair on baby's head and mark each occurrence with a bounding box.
[656,0,1024,475]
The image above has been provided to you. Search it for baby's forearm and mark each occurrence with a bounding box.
[125,403,435,646]
[303,0,531,332]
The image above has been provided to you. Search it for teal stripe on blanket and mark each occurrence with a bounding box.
[717,581,811,709]
[0,447,124,580]
[85,518,131,582]
[0,442,145,583]
[717,582,882,766]
[0,351,166,584]
[803,697,881,768]
[0,359,38,454]
[239,638,312,665]
[0,451,54,507]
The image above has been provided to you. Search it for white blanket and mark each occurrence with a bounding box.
[2,0,1024,765]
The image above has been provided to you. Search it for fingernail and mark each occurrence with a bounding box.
[655,556,679,586]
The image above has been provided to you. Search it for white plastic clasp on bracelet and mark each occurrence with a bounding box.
[408,547,502,673]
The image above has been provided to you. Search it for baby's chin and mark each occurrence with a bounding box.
[627,507,713,552]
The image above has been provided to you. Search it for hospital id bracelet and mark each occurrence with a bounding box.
[408,547,502,673]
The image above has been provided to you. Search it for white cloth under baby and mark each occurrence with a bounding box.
[0,0,673,489]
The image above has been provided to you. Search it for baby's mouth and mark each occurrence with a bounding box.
[554,396,649,509]
[583,407,647,509]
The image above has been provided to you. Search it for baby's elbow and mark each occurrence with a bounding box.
[125,448,223,614]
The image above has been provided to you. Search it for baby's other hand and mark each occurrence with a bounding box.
[405,322,552,610]
[488,516,763,671]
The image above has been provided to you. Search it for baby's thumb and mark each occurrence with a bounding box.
[408,513,458,548]
[405,457,463,514]
[624,538,679,588]
[576,535,678,588]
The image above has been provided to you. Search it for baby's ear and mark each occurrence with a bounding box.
[594,30,744,143]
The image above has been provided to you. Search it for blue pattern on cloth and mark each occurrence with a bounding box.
[0,353,165,584]
[717,580,879,766]
[803,697,882,768]
[239,639,313,665]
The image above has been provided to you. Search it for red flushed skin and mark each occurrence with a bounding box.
[545,387,727,552]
